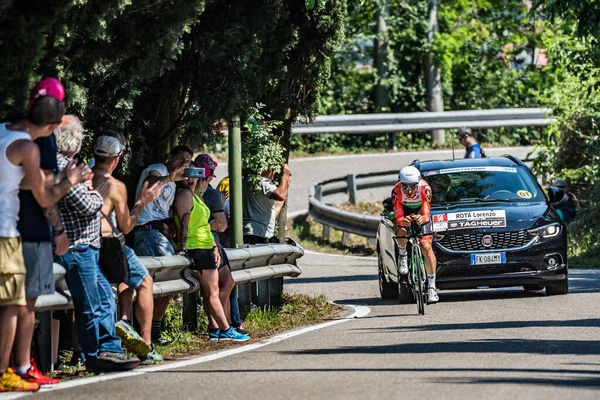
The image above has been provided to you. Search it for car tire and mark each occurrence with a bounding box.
[546,276,569,295]
[523,284,544,291]
[398,278,413,304]
[378,250,398,299]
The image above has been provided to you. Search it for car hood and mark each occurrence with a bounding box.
[430,201,558,233]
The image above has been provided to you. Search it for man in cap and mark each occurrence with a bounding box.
[91,131,164,364]
[457,127,485,159]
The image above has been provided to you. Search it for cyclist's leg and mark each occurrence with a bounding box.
[394,227,409,274]
[419,236,439,303]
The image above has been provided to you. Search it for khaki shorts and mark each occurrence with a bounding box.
[0,237,26,306]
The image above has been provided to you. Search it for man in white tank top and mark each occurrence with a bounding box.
[0,96,90,392]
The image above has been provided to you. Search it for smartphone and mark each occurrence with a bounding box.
[183,167,206,179]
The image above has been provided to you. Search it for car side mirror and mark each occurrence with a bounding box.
[547,186,564,203]
[382,196,393,212]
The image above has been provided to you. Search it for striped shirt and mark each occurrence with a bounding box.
[56,152,103,248]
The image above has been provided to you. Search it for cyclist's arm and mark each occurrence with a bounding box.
[420,180,432,224]
[391,184,406,227]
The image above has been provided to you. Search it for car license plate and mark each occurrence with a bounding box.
[470,252,506,265]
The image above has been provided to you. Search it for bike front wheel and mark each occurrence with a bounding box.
[412,244,426,315]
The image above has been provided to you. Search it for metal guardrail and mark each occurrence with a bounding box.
[36,242,304,312]
[292,108,553,135]
[308,172,396,241]
[34,242,303,371]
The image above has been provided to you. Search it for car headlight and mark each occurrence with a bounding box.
[528,224,561,238]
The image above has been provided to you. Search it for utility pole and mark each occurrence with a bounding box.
[425,0,445,146]
[373,1,396,150]
[228,117,243,247]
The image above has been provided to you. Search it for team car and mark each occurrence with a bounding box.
[377,155,568,302]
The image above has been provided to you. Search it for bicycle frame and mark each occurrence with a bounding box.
[394,221,429,315]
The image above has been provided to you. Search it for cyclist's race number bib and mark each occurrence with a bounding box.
[432,210,506,232]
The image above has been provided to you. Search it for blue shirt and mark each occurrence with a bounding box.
[465,143,483,159]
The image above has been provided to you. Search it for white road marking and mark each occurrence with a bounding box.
[2,304,370,399]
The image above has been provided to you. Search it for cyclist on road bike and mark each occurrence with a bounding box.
[391,166,439,304]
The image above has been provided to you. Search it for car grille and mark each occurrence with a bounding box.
[438,231,532,252]
[441,264,536,277]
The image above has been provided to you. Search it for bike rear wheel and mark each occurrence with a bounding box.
[412,244,425,315]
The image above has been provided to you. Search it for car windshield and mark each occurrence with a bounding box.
[422,166,544,204]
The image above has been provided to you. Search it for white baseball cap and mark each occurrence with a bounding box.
[94,135,125,157]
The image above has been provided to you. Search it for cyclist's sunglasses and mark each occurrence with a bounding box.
[401,183,418,190]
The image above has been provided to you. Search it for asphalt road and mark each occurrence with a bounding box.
[11,147,595,400]
[29,252,600,400]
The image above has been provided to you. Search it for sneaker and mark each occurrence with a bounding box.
[209,329,220,343]
[19,359,60,386]
[69,351,85,367]
[427,288,439,304]
[96,352,140,371]
[398,255,408,275]
[140,345,164,365]
[219,327,250,342]
[233,326,250,336]
[116,320,152,357]
[0,368,40,392]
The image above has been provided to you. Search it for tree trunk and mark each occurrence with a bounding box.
[276,119,292,243]
[425,0,445,146]
[373,2,396,150]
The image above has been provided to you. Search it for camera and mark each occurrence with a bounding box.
[183,167,207,179]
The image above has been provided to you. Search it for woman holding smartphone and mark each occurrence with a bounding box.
[173,164,250,342]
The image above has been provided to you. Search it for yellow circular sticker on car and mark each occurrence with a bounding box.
[517,190,532,199]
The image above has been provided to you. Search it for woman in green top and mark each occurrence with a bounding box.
[173,165,249,342]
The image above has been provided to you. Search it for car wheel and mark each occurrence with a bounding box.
[398,278,413,304]
[546,276,569,295]
[378,249,398,299]
[523,284,544,291]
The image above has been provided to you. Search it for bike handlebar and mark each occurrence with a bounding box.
[393,221,433,239]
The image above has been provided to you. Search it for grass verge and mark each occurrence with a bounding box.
[48,293,343,381]
[156,293,343,359]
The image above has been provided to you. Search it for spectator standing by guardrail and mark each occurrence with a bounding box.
[91,132,164,364]
[6,79,69,388]
[54,116,139,372]
[133,145,191,344]
[242,164,292,244]
[457,127,486,158]
[0,98,89,392]
[195,155,247,336]
[173,164,250,342]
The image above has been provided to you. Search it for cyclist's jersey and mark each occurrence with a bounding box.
[391,179,432,227]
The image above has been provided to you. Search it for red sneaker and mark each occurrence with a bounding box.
[19,360,60,386]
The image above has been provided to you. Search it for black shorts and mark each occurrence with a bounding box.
[188,248,218,271]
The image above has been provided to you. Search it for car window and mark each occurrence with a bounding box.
[423,166,543,204]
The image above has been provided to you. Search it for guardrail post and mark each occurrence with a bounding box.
[347,174,358,206]
[237,283,252,318]
[322,225,331,242]
[269,277,284,307]
[342,232,351,245]
[34,311,52,373]
[182,292,198,332]
[256,280,270,308]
